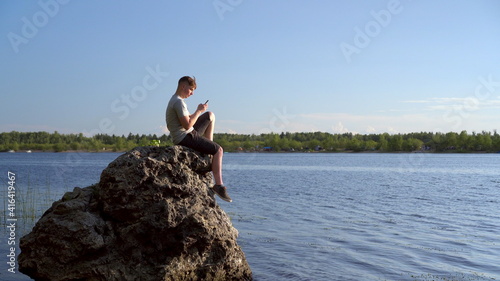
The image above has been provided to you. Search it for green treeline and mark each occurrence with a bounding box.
[215,131,500,152]
[0,131,173,152]
[1,130,499,153]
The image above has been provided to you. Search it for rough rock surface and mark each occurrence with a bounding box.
[19,146,252,281]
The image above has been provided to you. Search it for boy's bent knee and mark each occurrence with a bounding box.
[215,146,223,155]
[208,111,215,121]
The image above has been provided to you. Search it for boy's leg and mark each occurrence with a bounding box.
[180,119,231,201]
[178,131,222,184]
[212,146,223,185]
[178,130,220,156]
[193,112,215,141]
[204,112,215,141]
[211,146,231,202]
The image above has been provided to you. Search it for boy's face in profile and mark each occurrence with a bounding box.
[180,83,195,99]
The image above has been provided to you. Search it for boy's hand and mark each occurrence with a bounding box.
[197,103,208,112]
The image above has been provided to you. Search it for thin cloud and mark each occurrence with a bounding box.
[401,100,433,104]
[401,97,500,111]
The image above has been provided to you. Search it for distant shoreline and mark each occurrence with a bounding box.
[2,131,499,154]
[3,148,498,154]
[4,149,117,153]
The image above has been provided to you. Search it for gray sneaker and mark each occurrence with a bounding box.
[211,185,232,202]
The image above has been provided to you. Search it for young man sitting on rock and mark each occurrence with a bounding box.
[165,76,232,202]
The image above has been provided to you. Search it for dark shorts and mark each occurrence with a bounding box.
[178,112,221,155]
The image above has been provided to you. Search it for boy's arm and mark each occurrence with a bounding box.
[179,103,207,130]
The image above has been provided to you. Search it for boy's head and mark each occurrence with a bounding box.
[176,76,197,98]
[178,76,197,89]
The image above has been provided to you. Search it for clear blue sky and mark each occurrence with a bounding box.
[1,0,499,136]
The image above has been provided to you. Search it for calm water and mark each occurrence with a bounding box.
[1,152,499,281]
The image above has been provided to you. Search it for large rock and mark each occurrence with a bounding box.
[19,146,252,281]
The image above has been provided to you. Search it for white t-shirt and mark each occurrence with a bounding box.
[166,94,193,144]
